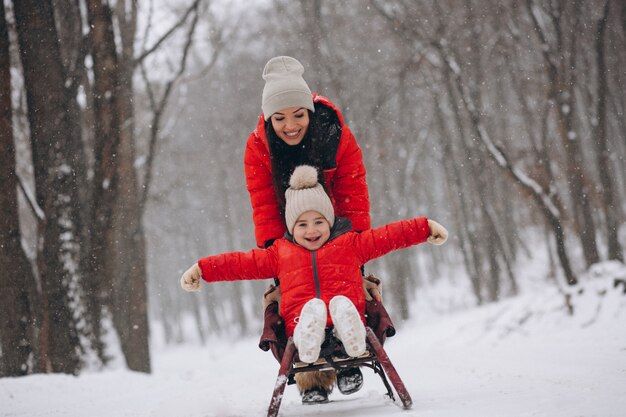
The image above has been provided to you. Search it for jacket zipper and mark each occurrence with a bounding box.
[311,250,321,298]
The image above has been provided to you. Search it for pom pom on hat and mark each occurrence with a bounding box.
[289,165,319,190]
[284,166,335,234]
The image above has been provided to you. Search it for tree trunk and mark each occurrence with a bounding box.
[53,0,107,365]
[84,0,123,367]
[593,0,623,262]
[526,0,600,267]
[0,0,38,376]
[111,133,151,372]
[441,71,486,303]
[299,0,344,103]
[111,0,151,372]
[203,287,223,335]
[13,0,83,374]
[434,39,579,286]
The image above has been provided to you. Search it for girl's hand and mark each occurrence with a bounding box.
[180,263,202,292]
[427,220,448,245]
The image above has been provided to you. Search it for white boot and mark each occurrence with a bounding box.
[329,295,366,358]
[293,298,327,363]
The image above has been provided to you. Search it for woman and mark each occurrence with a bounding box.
[244,56,370,250]
[244,56,375,403]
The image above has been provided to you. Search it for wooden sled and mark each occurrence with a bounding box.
[260,299,412,417]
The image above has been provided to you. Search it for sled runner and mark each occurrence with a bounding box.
[260,298,413,417]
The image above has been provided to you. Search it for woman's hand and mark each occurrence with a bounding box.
[363,275,382,303]
[180,263,202,292]
[427,220,448,245]
[262,283,282,310]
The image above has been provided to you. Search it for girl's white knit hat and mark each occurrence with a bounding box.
[262,56,315,120]
[285,166,335,234]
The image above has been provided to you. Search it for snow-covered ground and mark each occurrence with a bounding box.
[2,261,625,417]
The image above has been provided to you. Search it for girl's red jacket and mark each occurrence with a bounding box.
[244,94,370,249]
[198,217,430,337]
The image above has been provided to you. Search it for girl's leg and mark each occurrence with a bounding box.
[329,295,366,357]
[293,298,327,363]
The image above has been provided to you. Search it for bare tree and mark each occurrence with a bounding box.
[109,0,210,371]
[434,20,578,286]
[526,0,600,267]
[107,0,151,373]
[592,0,623,262]
[13,0,85,374]
[370,0,578,287]
[82,0,125,368]
[0,0,38,377]
[138,0,205,213]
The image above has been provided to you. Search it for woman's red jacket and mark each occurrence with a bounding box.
[198,217,430,337]
[244,94,370,248]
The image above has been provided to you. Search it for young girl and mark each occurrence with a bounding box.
[181,165,448,403]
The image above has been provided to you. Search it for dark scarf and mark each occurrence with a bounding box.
[266,102,342,216]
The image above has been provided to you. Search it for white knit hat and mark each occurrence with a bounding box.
[262,56,315,121]
[285,166,335,234]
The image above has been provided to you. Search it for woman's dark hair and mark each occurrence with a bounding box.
[265,103,340,217]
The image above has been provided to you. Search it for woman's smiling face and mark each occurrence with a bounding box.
[293,210,331,251]
[270,107,310,145]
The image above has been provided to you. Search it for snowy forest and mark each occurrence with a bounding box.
[1,0,625,403]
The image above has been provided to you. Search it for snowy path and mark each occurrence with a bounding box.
[2,275,625,417]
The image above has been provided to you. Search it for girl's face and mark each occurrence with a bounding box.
[270,107,310,145]
[293,210,331,251]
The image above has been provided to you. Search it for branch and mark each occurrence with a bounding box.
[16,173,45,222]
[183,23,231,82]
[435,40,561,220]
[526,0,559,77]
[133,0,202,66]
[139,1,203,214]
[372,0,561,220]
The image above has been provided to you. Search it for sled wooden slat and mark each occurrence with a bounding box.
[365,327,413,409]
[267,338,296,417]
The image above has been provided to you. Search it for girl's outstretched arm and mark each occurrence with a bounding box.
[354,217,447,264]
[180,246,279,292]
